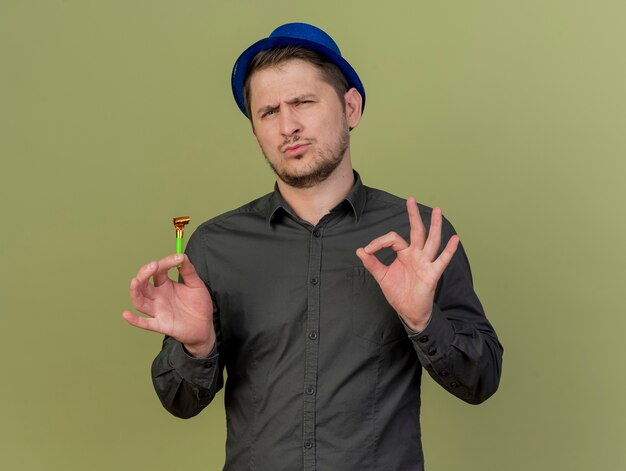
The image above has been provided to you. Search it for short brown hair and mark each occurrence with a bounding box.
[243,46,349,118]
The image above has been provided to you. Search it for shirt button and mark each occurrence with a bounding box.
[428,347,437,356]
[311,277,319,285]
[418,335,429,343]
[308,330,318,340]
[450,382,458,389]
[206,361,214,368]
[440,370,449,377]
[304,440,313,449]
[313,229,321,237]
[305,386,315,395]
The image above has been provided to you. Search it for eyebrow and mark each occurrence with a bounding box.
[286,94,317,104]
[255,94,319,117]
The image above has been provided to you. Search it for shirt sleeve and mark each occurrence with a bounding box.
[150,228,225,418]
[151,335,222,418]
[404,218,503,405]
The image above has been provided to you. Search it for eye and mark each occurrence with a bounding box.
[261,108,277,118]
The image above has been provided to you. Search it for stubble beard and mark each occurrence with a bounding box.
[264,123,350,189]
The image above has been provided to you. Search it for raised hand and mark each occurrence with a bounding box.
[122,253,215,357]
[355,198,459,332]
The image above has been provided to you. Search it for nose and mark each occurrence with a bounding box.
[279,107,302,136]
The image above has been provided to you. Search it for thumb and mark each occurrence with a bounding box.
[177,255,206,289]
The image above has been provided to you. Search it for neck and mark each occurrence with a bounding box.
[276,154,355,226]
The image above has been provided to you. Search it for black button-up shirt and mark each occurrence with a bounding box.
[151,174,503,471]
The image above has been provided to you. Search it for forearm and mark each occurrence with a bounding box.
[151,336,223,418]
[407,222,503,404]
[406,304,503,404]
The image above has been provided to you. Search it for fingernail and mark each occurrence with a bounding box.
[175,254,183,262]
[146,262,155,270]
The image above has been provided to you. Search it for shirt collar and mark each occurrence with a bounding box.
[265,171,367,226]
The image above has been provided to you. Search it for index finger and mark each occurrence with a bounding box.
[407,197,426,247]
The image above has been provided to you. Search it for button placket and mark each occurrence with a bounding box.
[302,223,325,469]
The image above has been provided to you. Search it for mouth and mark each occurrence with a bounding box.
[282,142,311,157]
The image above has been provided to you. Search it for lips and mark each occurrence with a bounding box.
[282,142,310,156]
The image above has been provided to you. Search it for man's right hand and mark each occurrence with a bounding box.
[122,253,215,358]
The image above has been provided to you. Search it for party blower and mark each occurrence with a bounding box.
[172,216,190,266]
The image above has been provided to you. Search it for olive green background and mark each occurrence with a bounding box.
[2,1,624,470]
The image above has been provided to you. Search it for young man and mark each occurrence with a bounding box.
[124,23,503,471]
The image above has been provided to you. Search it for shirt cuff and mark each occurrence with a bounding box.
[168,340,219,387]
[405,304,455,366]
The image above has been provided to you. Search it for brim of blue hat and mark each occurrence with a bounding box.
[231,36,366,118]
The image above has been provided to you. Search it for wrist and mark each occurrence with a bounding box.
[400,311,432,333]
[183,334,216,358]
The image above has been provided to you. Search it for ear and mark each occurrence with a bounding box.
[344,88,363,130]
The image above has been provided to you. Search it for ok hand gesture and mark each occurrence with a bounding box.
[122,254,215,357]
[356,198,459,332]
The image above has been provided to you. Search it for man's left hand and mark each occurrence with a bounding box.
[356,197,459,332]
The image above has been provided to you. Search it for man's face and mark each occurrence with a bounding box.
[248,59,356,189]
